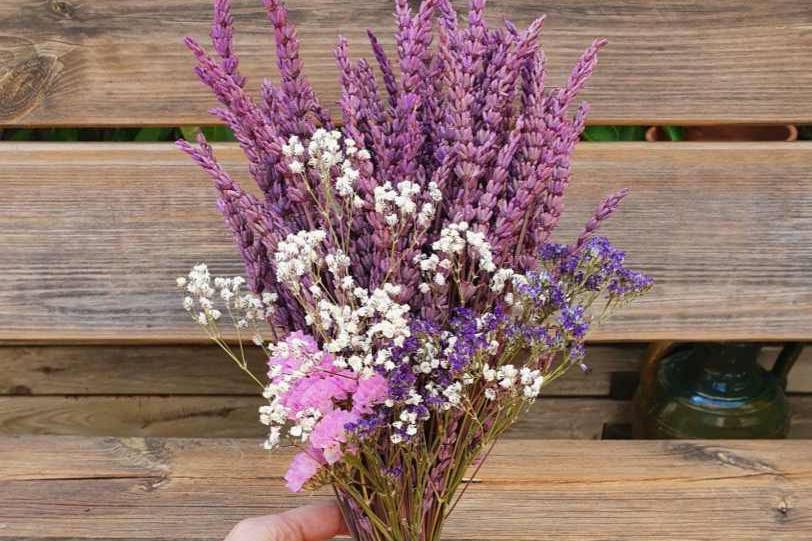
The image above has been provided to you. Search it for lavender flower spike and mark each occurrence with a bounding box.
[574,188,631,250]
[211,0,245,87]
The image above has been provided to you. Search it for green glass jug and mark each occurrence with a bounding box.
[633,342,803,439]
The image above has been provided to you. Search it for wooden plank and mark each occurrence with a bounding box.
[0,396,628,440]
[1,1,811,126]
[3,344,809,396]
[0,344,646,396]
[1,437,810,540]
[2,142,812,342]
[1,395,809,439]
[0,345,271,396]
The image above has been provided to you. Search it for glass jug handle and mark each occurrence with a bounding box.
[771,342,804,390]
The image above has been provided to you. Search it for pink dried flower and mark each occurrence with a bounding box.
[309,409,360,464]
[285,449,324,492]
[352,374,389,415]
[282,372,357,418]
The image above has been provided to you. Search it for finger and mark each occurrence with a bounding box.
[281,502,349,539]
[225,502,348,541]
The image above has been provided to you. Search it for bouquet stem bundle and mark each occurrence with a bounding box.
[176,1,652,540]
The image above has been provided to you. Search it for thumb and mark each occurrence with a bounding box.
[225,502,348,541]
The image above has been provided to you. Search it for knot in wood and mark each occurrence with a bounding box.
[0,40,61,121]
[49,0,76,19]
[775,497,793,521]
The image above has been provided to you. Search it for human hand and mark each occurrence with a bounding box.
[225,502,348,541]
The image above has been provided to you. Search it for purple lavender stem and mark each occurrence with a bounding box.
[573,188,631,250]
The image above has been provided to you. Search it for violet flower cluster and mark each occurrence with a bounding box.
[176,1,651,540]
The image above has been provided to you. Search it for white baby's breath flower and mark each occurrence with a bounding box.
[428,181,442,202]
[288,160,304,174]
[490,268,514,293]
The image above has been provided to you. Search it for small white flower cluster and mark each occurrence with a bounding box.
[482,363,545,400]
[281,135,305,159]
[374,180,423,227]
[489,268,528,306]
[490,268,515,294]
[274,229,327,287]
[318,283,412,376]
[283,130,369,207]
[414,221,507,294]
[388,388,427,443]
[419,181,443,227]
[432,222,496,272]
[372,180,440,229]
[464,229,496,272]
[414,252,453,291]
[177,264,275,328]
[272,229,413,378]
[335,158,360,198]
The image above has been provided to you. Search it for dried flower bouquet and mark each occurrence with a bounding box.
[176,1,652,540]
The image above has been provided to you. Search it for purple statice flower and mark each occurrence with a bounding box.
[558,304,589,339]
[516,269,567,311]
[446,308,489,371]
[567,341,587,362]
[345,411,386,438]
[609,268,654,297]
[385,362,418,402]
[539,242,569,262]
[552,236,653,298]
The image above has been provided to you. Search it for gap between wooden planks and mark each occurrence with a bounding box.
[1,437,810,540]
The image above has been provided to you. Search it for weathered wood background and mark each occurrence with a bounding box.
[2,344,811,439]
[0,0,810,440]
[2,437,810,540]
[2,142,811,343]
[1,1,812,125]
[1,0,811,539]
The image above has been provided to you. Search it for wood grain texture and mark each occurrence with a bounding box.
[2,142,812,342]
[0,1,810,126]
[3,344,810,395]
[0,344,646,396]
[1,436,810,540]
[0,396,629,440]
[1,395,810,439]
